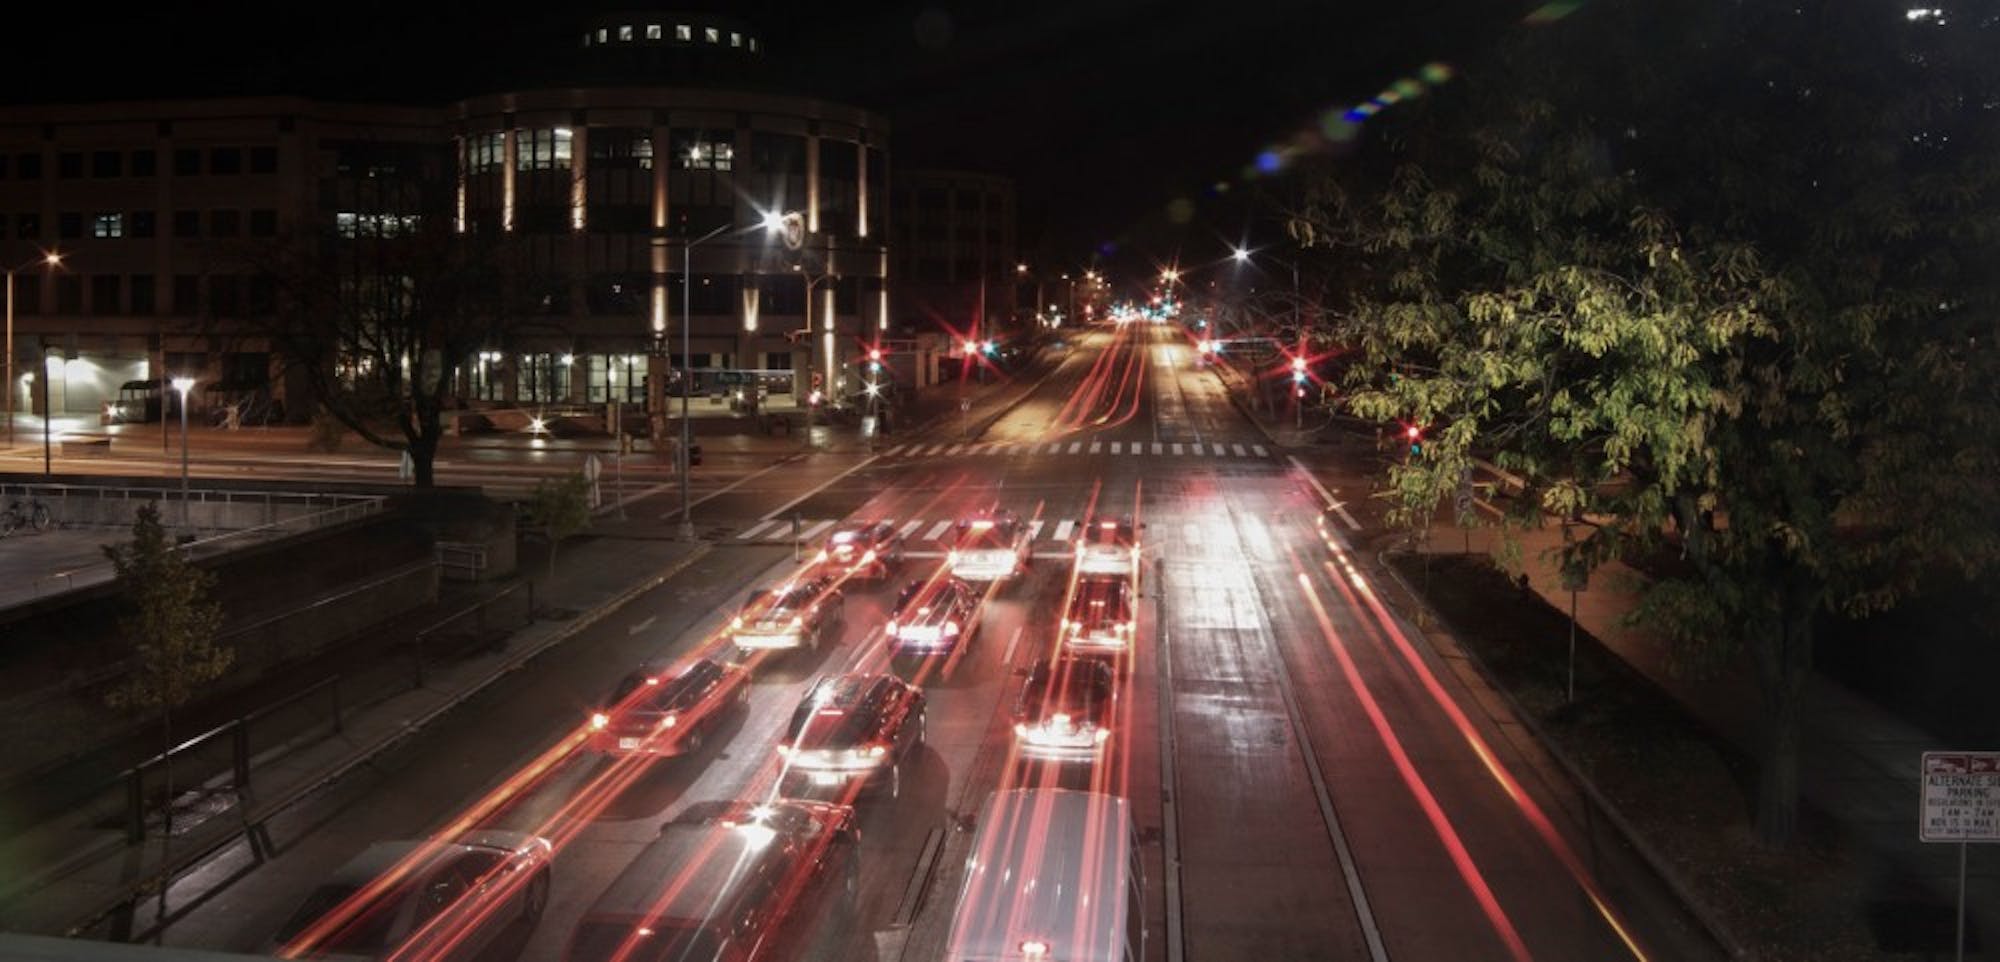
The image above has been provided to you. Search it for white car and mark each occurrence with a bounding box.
[1074,516,1139,579]
[947,510,1032,583]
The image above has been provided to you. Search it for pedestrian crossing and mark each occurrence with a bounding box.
[731,513,1295,547]
[874,440,1271,460]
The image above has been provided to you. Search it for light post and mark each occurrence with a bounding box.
[677,221,734,540]
[172,376,195,535]
[6,251,62,450]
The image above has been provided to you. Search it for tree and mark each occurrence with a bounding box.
[1302,0,2000,845]
[103,501,230,921]
[525,473,592,577]
[240,141,562,486]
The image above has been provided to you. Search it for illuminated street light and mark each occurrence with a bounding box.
[171,376,196,534]
[6,250,63,450]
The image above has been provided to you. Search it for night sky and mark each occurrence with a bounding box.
[1,1,1524,275]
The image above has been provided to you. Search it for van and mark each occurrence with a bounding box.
[567,800,856,962]
[944,788,1145,962]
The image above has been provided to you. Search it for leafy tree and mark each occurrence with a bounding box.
[103,501,231,918]
[1301,0,2000,845]
[526,473,592,577]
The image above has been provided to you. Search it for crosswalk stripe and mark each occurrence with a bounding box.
[1253,444,1269,457]
[896,519,924,539]
[1111,442,1123,454]
[928,443,950,456]
[1027,519,1045,540]
[1045,443,1062,455]
[1089,442,1102,454]
[1233,444,1248,457]
[1067,442,1083,455]
[1184,521,1202,545]
[944,443,965,456]
[1213,444,1228,458]
[882,444,907,457]
[923,519,954,541]
[1173,443,1185,455]
[1152,442,1163,455]
[736,519,779,540]
[799,520,835,541]
[1132,445,1143,458]
[1052,519,1075,542]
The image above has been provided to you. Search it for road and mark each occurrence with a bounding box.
[140,322,1721,961]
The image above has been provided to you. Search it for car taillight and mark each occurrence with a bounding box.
[776,744,794,757]
[729,616,743,630]
[861,549,876,563]
[1014,722,1030,738]
[589,712,609,731]
[866,743,887,759]
[1094,727,1112,744]
[944,620,960,636]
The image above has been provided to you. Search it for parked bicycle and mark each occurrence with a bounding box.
[0,497,52,536]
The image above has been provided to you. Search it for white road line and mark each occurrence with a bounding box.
[883,444,908,457]
[627,615,657,635]
[1233,444,1249,457]
[1067,442,1083,454]
[1253,444,1270,458]
[1172,443,1185,456]
[736,519,779,540]
[1001,625,1025,666]
[1111,442,1123,454]
[945,444,966,456]
[1045,443,1062,455]
[1213,445,1228,458]
[1153,442,1164,455]
[1026,519,1044,541]
[1089,442,1103,454]
[762,450,885,521]
[1132,446,1144,458]
[922,520,954,542]
[1290,454,1362,531]
[1051,519,1076,542]
[798,519,836,541]
[896,519,924,539]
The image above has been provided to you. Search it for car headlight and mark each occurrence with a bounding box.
[729,616,743,630]
[659,713,678,729]
[589,712,609,731]
[885,619,899,636]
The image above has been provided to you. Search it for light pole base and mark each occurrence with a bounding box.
[676,518,696,540]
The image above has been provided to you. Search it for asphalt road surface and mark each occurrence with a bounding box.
[146,323,1722,961]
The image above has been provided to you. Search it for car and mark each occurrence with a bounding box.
[726,574,844,655]
[886,576,983,658]
[1074,515,1140,579]
[272,831,553,961]
[566,799,856,962]
[1059,574,1136,663]
[1011,657,1117,763]
[586,657,750,757]
[815,521,905,581]
[777,673,926,799]
[947,509,1032,583]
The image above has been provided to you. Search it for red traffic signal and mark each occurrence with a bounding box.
[1405,425,1422,441]
[868,347,883,362]
[1291,357,1308,373]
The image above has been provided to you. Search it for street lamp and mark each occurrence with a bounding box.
[6,250,62,449]
[171,376,195,534]
[677,221,734,540]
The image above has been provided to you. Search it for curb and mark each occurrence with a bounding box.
[37,544,715,936]
[1368,548,1752,961]
[1203,361,1287,452]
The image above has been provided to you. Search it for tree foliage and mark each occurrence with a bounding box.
[1300,0,2000,845]
[103,502,231,715]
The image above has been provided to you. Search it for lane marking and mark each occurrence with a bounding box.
[1046,443,1062,455]
[1090,442,1103,454]
[1253,444,1270,458]
[1173,443,1185,456]
[735,519,779,540]
[626,615,656,635]
[1233,444,1249,457]
[1026,519,1044,541]
[1001,624,1025,665]
[1111,442,1123,455]
[922,520,954,542]
[896,519,924,539]
[1052,519,1076,542]
[1153,442,1164,455]
[1289,455,1362,531]
[799,519,835,541]
[762,451,884,522]
[1068,442,1083,454]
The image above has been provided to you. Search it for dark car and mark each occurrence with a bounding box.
[886,576,983,658]
[566,800,856,962]
[587,657,750,757]
[1059,574,1136,663]
[726,574,845,655]
[777,673,926,799]
[1012,657,1117,763]
[815,520,906,581]
[273,831,552,961]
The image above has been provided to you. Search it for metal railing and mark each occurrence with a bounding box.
[409,580,536,687]
[435,540,489,581]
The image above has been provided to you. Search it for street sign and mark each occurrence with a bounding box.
[1921,751,2000,843]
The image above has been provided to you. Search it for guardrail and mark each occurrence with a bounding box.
[0,483,385,608]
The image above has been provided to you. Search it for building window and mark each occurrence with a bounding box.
[58,212,82,239]
[672,130,734,170]
[131,275,155,315]
[173,210,200,237]
[56,276,82,314]
[516,128,573,170]
[210,209,241,237]
[335,212,420,238]
[174,148,200,176]
[92,275,121,314]
[596,27,608,43]
[0,155,8,178]
[676,24,692,40]
[646,23,661,39]
[92,151,122,178]
[173,275,199,314]
[59,152,83,178]
[589,129,652,170]
[17,213,39,238]
[618,24,633,41]
[749,37,758,52]
[731,32,742,47]
[210,147,242,174]
[92,213,124,238]
[209,275,241,317]
[16,153,41,179]
[250,209,278,237]
[467,132,505,173]
[249,276,276,315]
[131,210,156,238]
[704,26,720,43]
[250,146,277,173]
[131,149,156,176]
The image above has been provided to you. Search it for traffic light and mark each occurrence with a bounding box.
[1405,424,1423,456]
[963,339,978,355]
[868,347,883,373]
[1290,356,1308,383]
[982,340,997,355]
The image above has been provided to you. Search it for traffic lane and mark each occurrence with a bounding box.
[156,543,792,954]
[982,329,1114,444]
[1272,503,1721,960]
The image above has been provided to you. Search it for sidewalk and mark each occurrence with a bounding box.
[0,356,1047,941]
